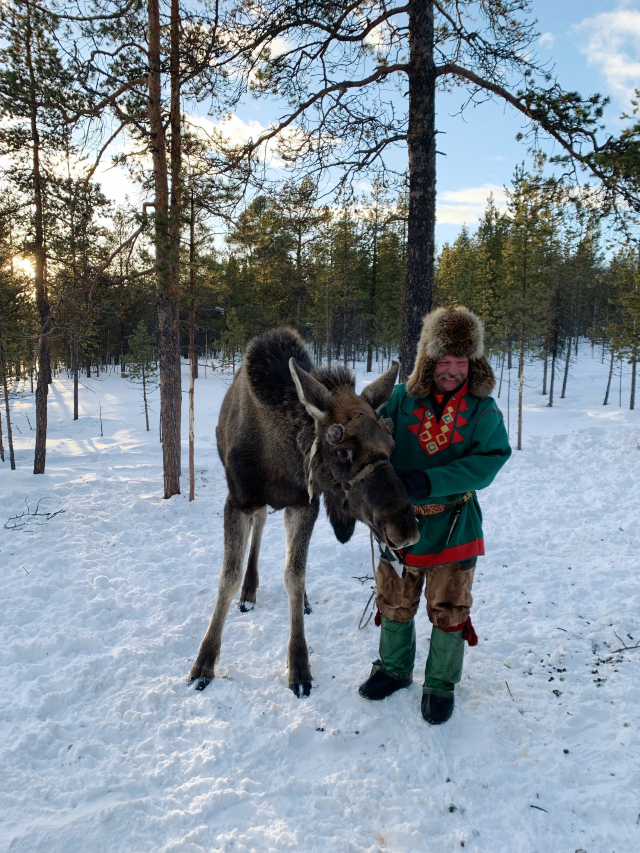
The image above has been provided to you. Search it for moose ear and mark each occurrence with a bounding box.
[289,358,332,420]
[360,361,399,410]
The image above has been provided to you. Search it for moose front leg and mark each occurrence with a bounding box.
[189,496,252,690]
[239,505,267,612]
[283,500,319,697]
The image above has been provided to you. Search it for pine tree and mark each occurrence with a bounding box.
[0,0,80,473]
[503,161,556,448]
[217,309,246,375]
[224,0,622,379]
[127,321,158,431]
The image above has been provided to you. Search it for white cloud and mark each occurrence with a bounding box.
[574,8,640,103]
[436,183,507,225]
[269,36,295,59]
[186,113,307,169]
[539,32,555,49]
[186,113,268,147]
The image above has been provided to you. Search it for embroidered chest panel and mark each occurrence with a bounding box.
[407,386,469,456]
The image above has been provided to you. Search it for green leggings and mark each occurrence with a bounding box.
[375,615,464,696]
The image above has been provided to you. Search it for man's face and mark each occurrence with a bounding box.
[433,354,469,393]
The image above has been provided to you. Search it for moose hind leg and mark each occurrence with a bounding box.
[283,500,319,697]
[239,505,267,612]
[189,496,252,690]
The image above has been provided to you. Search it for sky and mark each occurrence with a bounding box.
[426,0,640,245]
[97,0,640,248]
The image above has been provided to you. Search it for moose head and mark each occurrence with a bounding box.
[289,358,420,551]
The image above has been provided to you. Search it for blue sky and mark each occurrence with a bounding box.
[430,0,640,245]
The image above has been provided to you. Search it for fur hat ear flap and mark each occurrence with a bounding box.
[405,353,435,399]
[467,356,496,398]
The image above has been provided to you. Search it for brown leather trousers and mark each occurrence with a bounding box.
[375,557,475,629]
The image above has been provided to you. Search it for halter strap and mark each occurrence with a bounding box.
[306,441,392,501]
[344,459,392,490]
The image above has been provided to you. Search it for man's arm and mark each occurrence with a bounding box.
[426,410,511,498]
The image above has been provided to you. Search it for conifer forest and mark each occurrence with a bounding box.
[1,0,639,490]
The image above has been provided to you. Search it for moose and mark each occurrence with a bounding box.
[189,328,419,696]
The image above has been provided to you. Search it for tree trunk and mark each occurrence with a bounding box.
[517,350,524,449]
[189,356,195,501]
[148,0,181,498]
[619,356,623,407]
[548,342,557,407]
[295,226,302,328]
[342,215,348,367]
[26,0,50,474]
[517,233,528,452]
[497,347,505,399]
[542,349,548,396]
[631,355,637,411]
[29,338,34,393]
[142,363,150,431]
[0,329,16,470]
[560,336,571,399]
[325,272,332,367]
[73,331,79,420]
[603,348,615,406]
[189,189,196,502]
[367,221,377,373]
[399,0,436,379]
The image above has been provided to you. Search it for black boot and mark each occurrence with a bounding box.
[421,691,454,724]
[359,667,412,700]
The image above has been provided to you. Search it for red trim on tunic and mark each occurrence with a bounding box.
[407,382,470,457]
[401,538,485,567]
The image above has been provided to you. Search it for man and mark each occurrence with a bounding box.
[359,306,511,724]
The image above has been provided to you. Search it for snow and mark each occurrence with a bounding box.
[1,346,639,853]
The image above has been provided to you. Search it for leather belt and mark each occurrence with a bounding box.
[412,491,474,517]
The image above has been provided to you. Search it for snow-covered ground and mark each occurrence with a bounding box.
[1,346,639,853]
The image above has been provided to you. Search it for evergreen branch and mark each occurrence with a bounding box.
[33,0,140,24]
[435,63,619,191]
[287,3,409,45]
[80,120,128,186]
[223,63,408,165]
[63,77,147,124]
[109,267,154,282]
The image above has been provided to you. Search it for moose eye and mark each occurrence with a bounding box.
[336,449,351,461]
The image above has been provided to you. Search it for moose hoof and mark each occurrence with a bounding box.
[188,657,215,685]
[289,680,312,698]
[239,600,255,613]
[194,677,212,692]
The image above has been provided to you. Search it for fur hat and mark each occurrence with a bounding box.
[405,306,496,399]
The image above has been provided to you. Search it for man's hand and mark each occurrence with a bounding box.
[395,469,431,500]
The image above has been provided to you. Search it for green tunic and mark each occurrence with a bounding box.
[379,381,511,568]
